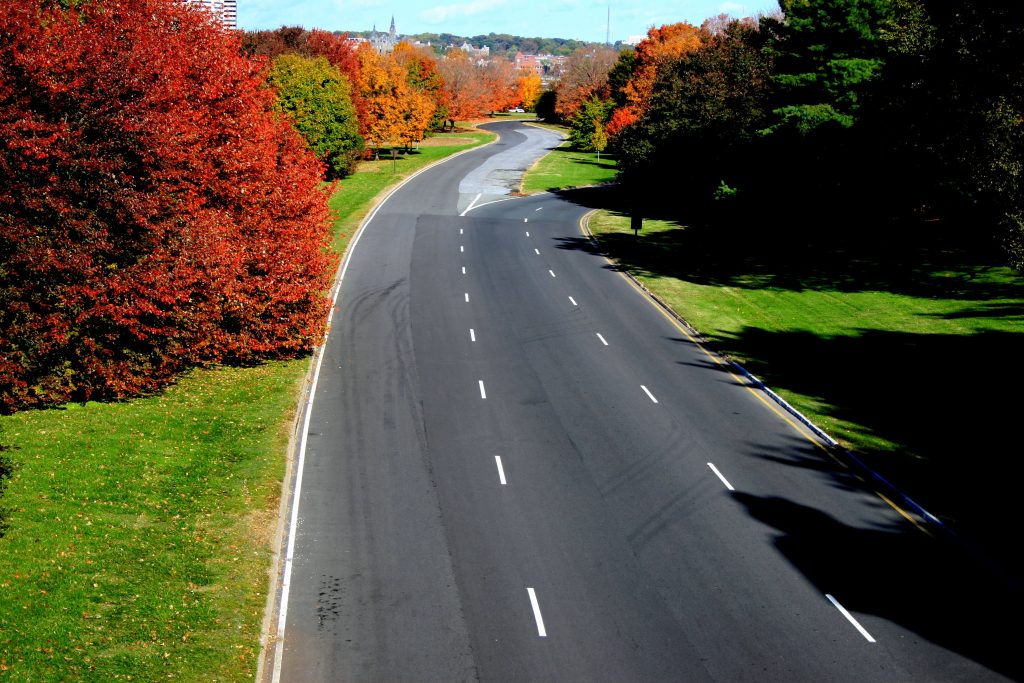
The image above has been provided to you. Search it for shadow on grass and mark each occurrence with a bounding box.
[706,327,1023,572]
[732,489,1024,680]
[553,186,1024,301]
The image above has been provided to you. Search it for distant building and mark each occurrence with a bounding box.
[451,41,490,64]
[368,16,399,53]
[185,0,237,28]
[623,34,647,46]
[514,52,544,76]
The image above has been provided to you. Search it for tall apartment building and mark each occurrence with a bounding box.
[187,0,237,29]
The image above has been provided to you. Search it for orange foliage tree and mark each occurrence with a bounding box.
[516,68,542,109]
[439,49,493,121]
[393,41,448,135]
[622,22,702,113]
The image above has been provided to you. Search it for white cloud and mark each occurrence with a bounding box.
[718,2,746,13]
[419,0,507,24]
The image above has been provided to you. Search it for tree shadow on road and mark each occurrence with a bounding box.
[731,489,1024,681]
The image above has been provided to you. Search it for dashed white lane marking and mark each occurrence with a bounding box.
[524,218,528,223]
[569,296,578,306]
[495,456,507,485]
[641,385,658,403]
[707,463,735,491]
[478,380,487,399]
[525,231,530,237]
[462,266,466,275]
[460,193,482,217]
[826,594,877,643]
[548,270,556,278]
[534,248,540,255]
[470,329,476,342]
[464,293,469,303]
[596,333,608,346]
[527,588,547,637]
[460,245,464,253]
[460,228,463,235]
[535,207,543,212]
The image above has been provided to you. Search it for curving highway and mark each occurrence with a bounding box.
[270,121,1021,682]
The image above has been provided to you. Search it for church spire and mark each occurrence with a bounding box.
[390,16,396,35]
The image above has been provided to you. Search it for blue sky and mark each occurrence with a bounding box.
[238,0,781,43]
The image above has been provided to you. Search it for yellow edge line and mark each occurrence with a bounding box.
[577,210,932,536]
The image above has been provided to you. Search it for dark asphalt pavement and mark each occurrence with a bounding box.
[274,122,1021,682]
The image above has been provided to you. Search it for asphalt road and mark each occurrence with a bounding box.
[273,121,1022,682]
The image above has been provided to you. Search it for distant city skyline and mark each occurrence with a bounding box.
[237,1,780,44]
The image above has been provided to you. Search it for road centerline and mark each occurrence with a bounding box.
[707,463,735,491]
[641,385,658,403]
[596,333,608,346]
[478,380,487,399]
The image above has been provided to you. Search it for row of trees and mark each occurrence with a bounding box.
[245,27,542,170]
[540,2,1023,269]
[0,0,337,412]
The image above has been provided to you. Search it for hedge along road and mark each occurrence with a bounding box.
[266,121,1022,682]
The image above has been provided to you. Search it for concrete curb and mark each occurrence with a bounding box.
[256,130,500,683]
[577,209,945,532]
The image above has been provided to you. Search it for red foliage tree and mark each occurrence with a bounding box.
[0,0,336,412]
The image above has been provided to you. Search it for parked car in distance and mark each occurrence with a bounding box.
[508,107,525,113]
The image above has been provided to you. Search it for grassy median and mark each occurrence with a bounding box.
[520,124,617,194]
[0,126,494,681]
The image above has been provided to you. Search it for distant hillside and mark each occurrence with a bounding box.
[345,30,626,58]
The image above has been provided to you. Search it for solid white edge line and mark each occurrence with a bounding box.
[495,455,507,485]
[707,462,735,491]
[568,296,578,306]
[596,333,608,346]
[549,270,556,278]
[459,192,482,217]
[470,328,476,342]
[479,380,487,399]
[527,587,547,637]
[268,131,498,683]
[641,385,658,403]
[826,594,877,643]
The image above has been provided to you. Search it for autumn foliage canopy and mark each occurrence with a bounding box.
[0,0,337,412]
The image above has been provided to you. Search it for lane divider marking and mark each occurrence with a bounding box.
[568,296,578,306]
[826,594,876,643]
[495,456,507,485]
[596,333,608,346]
[549,270,556,278]
[464,292,469,303]
[470,329,476,342]
[525,231,530,237]
[460,245,464,253]
[462,266,466,275]
[641,385,658,404]
[708,463,735,491]
[535,248,540,255]
[479,380,487,399]
[527,587,547,637]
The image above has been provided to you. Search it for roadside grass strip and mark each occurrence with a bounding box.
[0,127,494,682]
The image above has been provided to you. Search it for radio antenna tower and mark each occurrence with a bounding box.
[606,5,611,46]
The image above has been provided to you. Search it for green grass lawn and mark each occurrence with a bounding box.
[588,207,1024,569]
[0,127,494,682]
[520,125,617,194]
